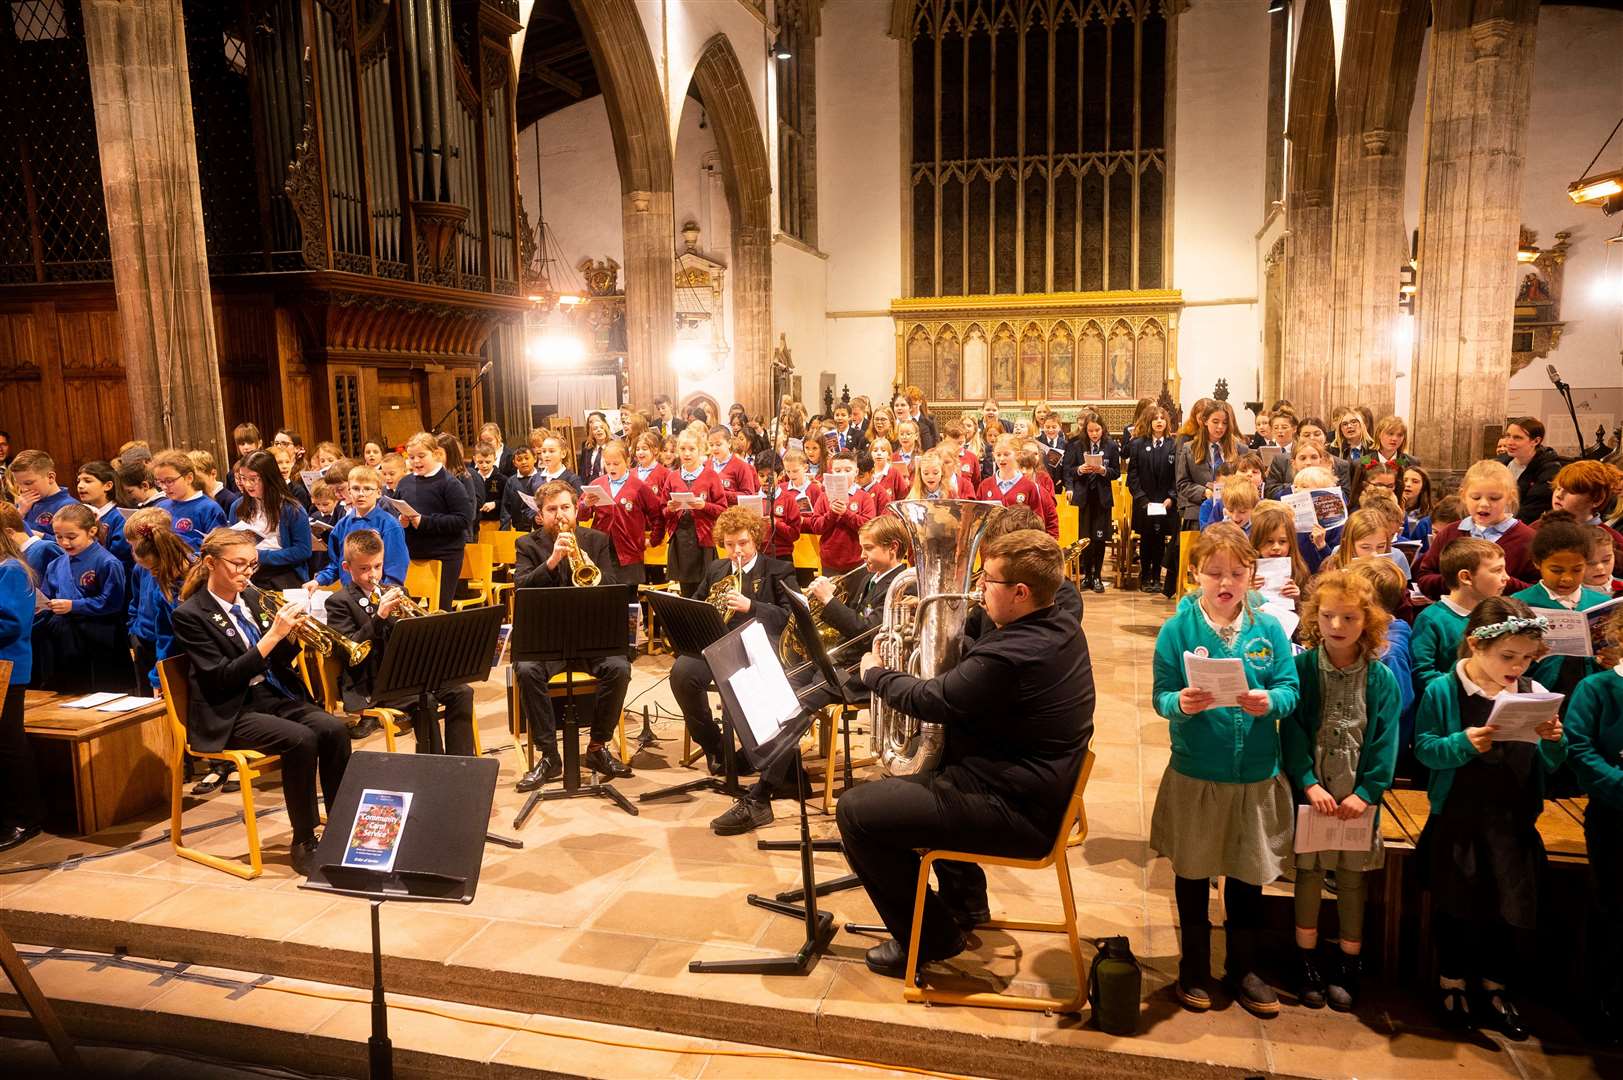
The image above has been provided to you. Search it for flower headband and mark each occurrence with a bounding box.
[1469,614,1549,642]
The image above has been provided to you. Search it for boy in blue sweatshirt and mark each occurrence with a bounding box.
[309,466,408,588]
[153,450,226,549]
[10,449,80,540]
[42,504,127,691]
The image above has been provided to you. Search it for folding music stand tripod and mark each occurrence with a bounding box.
[509,584,638,825]
[637,588,747,803]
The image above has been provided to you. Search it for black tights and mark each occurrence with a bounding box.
[1175,874,1264,931]
[1436,912,1521,986]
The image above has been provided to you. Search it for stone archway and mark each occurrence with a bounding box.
[558,0,677,406]
[689,35,773,419]
[1280,0,1336,419]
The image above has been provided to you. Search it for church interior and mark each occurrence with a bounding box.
[1,0,1622,1077]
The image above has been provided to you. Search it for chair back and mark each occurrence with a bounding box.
[461,542,494,585]
[1111,479,1132,526]
[792,531,822,572]
[1047,749,1096,861]
[156,655,193,758]
[405,559,443,611]
[314,652,345,714]
[490,530,523,566]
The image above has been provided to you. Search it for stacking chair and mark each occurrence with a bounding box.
[452,543,497,610]
[1176,528,1198,596]
[404,559,442,611]
[506,668,628,767]
[901,750,1097,1013]
[157,656,283,880]
[1110,480,1137,588]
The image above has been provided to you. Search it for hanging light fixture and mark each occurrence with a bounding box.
[773,34,792,61]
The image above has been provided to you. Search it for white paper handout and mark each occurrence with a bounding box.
[1146,502,1167,517]
[1255,557,1295,605]
[384,497,419,519]
[1084,452,1105,471]
[1183,652,1251,707]
[300,469,326,490]
[667,490,703,509]
[1484,691,1564,743]
[822,473,852,502]
[726,620,803,745]
[1260,600,1300,642]
[734,493,766,516]
[1540,609,1593,658]
[1294,805,1376,854]
[1282,491,1319,532]
[62,691,122,709]
[94,695,150,713]
[578,485,607,507]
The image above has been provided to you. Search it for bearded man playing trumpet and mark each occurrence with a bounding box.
[512,481,634,792]
[323,528,476,756]
[170,527,352,875]
[709,514,911,837]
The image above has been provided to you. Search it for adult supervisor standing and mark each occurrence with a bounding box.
[837,528,1096,977]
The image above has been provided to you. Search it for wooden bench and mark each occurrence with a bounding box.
[1377,788,1589,977]
[24,691,173,835]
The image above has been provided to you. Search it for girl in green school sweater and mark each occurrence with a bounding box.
[1510,512,1610,701]
[1150,523,1300,1018]
[1412,596,1565,1041]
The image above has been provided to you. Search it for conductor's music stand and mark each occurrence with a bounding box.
[637,588,747,803]
[688,619,836,975]
[510,584,637,825]
[301,751,499,1080]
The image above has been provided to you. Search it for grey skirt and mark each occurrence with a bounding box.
[1150,766,1293,885]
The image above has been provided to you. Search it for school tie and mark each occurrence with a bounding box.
[232,603,295,699]
[1209,443,1223,470]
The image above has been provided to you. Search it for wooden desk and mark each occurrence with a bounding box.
[24,692,172,835]
[1377,788,1590,977]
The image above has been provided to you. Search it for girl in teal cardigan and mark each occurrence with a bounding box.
[1510,512,1609,702]
[1563,608,1623,1040]
[1150,524,1299,1018]
[1412,596,1565,1041]
[1281,570,1401,1012]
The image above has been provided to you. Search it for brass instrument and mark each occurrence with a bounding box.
[706,562,745,623]
[375,587,429,619]
[257,589,371,667]
[562,523,602,588]
[870,499,997,777]
[779,565,866,664]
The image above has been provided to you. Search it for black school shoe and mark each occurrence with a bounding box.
[1479,987,1528,1041]
[864,934,966,979]
[710,797,772,835]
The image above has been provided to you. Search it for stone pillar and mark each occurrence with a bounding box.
[1280,193,1334,419]
[731,225,773,418]
[1324,0,1427,422]
[82,0,227,460]
[1409,0,1540,471]
[622,191,676,408]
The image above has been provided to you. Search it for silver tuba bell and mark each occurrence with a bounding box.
[870,498,998,777]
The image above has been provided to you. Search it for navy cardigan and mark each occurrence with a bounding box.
[396,468,475,561]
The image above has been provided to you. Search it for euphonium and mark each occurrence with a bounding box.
[778,565,864,664]
[707,562,744,623]
[563,523,602,587]
[257,589,372,667]
[869,498,997,777]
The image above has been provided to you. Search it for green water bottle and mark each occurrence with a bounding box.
[1088,936,1142,1035]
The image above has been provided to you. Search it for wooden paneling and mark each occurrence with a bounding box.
[0,295,126,470]
[213,296,282,440]
[377,373,423,447]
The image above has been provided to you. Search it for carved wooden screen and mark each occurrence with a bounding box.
[906,0,1169,297]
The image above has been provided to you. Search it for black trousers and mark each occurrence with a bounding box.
[671,653,725,756]
[836,771,1049,956]
[1076,500,1110,579]
[1135,509,1177,585]
[516,656,630,747]
[0,683,43,830]
[410,685,477,756]
[226,685,351,842]
[131,636,157,697]
[1586,803,1623,1000]
[1435,911,1523,986]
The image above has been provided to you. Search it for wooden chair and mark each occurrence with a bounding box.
[1175,528,1198,596]
[157,655,282,880]
[404,559,442,612]
[506,668,628,766]
[808,703,873,815]
[452,543,497,610]
[901,750,1096,1013]
[1109,479,1137,588]
[791,531,822,575]
[1056,492,1080,551]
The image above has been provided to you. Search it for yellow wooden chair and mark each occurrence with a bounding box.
[452,543,497,610]
[792,531,822,575]
[1057,492,1079,551]
[1110,479,1137,588]
[507,668,628,766]
[900,750,1096,1013]
[157,656,282,880]
[404,559,442,612]
[1176,528,1198,597]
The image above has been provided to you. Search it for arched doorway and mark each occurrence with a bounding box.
[688,35,773,418]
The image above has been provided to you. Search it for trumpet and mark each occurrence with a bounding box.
[562,523,602,588]
[256,589,371,667]
[374,587,429,619]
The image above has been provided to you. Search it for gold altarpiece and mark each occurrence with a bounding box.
[891,289,1181,428]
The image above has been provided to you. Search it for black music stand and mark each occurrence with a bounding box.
[510,584,637,825]
[688,620,836,976]
[301,751,498,1080]
[637,589,747,803]
[371,605,506,756]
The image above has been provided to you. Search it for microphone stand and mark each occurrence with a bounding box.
[431,363,495,436]
[1547,366,1588,457]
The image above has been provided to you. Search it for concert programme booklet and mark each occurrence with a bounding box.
[340,789,413,872]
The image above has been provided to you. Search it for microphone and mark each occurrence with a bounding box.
[1547,364,1563,388]
[477,360,494,379]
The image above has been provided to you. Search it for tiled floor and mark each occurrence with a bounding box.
[1,589,1616,1079]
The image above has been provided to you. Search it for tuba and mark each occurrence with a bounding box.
[870,499,997,777]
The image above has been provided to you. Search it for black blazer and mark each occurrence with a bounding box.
[1061,437,1120,510]
[820,563,907,641]
[1126,435,1178,507]
[1510,445,1564,524]
[170,586,313,753]
[1174,440,1224,524]
[473,469,506,523]
[323,583,393,711]
[1264,452,1353,500]
[577,443,606,484]
[514,526,621,589]
[698,552,796,640]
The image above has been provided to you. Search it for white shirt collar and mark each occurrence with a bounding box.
[1197,598,1244,637]
[18,534,38,551]
[422,464,443,478]
[92,501,115,520]
[209,586,249,619]
[1442,596,1473,617]
[739,555,758,575]
[1541,581,1582,608]
[1456,658,1545,698]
